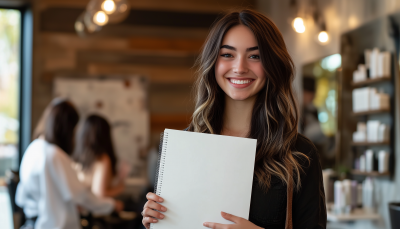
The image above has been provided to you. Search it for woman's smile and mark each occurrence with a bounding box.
[227,77,255,88]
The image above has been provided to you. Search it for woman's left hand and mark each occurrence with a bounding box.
[203,212,263,229]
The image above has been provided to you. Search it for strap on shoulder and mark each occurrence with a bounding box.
[285,164,293,229]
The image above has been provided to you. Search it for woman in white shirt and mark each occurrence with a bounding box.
[73,114,125,198]
[16,99,123,229]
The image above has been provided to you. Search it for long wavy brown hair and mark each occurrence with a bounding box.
[188,9,308,191]
[73,114,118,176]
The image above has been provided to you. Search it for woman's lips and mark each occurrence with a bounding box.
[227,78,255,88]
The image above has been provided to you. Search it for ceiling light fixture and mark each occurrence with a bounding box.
[101,0,116,14]
[293,17,305,33]
[318,22,329,44]
[93,11,108,26]
[318,31,329,43]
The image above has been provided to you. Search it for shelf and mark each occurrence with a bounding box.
[327,207,380,222]
[351,170,390,177]
[352,108,390,116]
[351,141,390,146]
[351,76,391,87]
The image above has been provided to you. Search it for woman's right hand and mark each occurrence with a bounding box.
[142,192,167,229]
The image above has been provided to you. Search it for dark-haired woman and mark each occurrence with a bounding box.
[73,114,125,198]
[142,9,326,229]
[16,99,123,229]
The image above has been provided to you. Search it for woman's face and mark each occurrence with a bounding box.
[215,25,266,101]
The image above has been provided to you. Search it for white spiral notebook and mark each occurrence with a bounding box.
[151,129,257,229]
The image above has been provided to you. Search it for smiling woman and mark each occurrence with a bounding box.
[142,9,326,229]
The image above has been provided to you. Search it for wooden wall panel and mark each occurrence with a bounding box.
[38,0,255,13]
[150,114,192,132]
[87,64,196,84]
[128,37,204,52]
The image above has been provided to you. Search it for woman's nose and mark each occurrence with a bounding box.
[233,57,248,74]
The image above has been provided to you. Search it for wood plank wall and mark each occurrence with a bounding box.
[30,0,255,147]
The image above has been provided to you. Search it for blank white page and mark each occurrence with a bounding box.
[151,129,257,229]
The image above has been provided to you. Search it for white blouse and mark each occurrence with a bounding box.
[16,139,115,229]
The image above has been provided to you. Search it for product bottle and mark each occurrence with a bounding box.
[351,181,358,209]
[365,150,374,172]
[357,183,363,207]
[360,155,366,171]
[342,179,352,207]
[362,177,375,213]
[334,180,344,214]
[378,150,389,173]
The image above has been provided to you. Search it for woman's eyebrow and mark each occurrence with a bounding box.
[220,45,236,50]
[246,46,259,51]
[220,45,259,51]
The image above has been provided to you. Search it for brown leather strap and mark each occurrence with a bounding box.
[285,165,293,229]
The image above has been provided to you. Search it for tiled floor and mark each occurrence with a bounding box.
[0,186,13,229]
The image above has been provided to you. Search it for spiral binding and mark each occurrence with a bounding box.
[151,131,168,229]
[154,131,168,198]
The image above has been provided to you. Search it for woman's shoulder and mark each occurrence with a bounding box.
[94,154,112,168]
[293,134,318,157]
[292,133,320,167]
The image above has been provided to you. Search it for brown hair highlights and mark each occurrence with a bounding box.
[188,9,308,191]
[42,99,80,155]
[73,114,117,176]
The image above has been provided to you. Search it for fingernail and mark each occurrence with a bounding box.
[153,219,158,223]
[159,214,164,219]
[159,197,164,202]
[203,222,209,227]
[161,207,167,211]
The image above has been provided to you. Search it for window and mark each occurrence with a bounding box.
[0,9,21,178]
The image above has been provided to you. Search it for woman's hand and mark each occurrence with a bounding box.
[203,212,263,229]
[142,192,167,229]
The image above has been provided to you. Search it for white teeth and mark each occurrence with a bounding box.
[229,79,252,85]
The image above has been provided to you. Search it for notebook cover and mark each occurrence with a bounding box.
[151,129,257,229]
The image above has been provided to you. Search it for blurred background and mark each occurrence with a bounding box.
[1,0,400,229]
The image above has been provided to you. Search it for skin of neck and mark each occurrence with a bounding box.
[221,93,257,138]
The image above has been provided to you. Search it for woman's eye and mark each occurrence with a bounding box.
[220,53,233,58]
[249,55,260,59]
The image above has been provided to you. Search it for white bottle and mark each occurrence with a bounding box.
[342,179,352,206]
[362,177,375,213]
[360,155,366,172]
[334,181,345,213]
[378,151,389,173]
[370,48,380,78]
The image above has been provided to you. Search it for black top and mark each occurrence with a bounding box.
[249,134,327,229]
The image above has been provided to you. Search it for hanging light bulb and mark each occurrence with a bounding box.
[292,17,305,33]
[318,22,329,44]
[101,0,116,14]
[93,11,109,26]
[318,31,329,43]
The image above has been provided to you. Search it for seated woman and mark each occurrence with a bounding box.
[73,114,125,198]
[16,98,123,229]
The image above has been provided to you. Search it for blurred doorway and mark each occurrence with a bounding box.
[301,54,341,169]
[0,8,21,181]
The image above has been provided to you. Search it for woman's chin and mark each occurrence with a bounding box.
[227,92,254,101]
